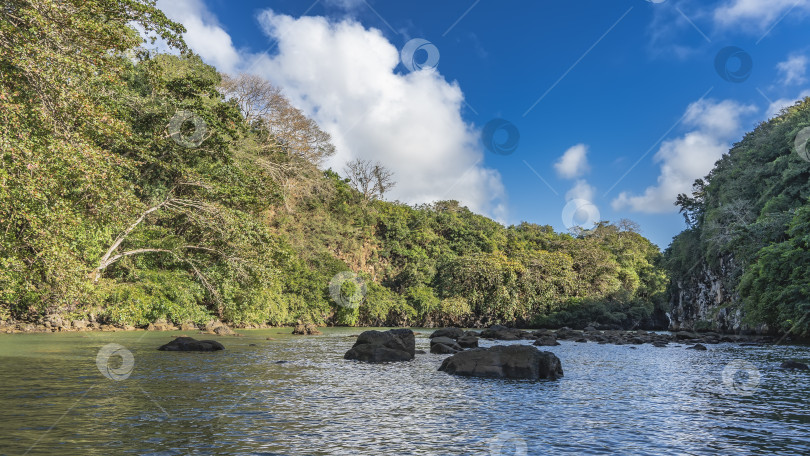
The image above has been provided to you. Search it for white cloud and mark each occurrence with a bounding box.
[156,0,241,73]
[249,11,506,218]
[766,90,810,119]
[777,54,809,85]
[565,179,595,202]
[714,0,810,30]
[554,144,590,179]
[612,99,756,214]
[152,2,507,220]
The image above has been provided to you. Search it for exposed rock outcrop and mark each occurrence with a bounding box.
[439,345,563,380]
[344,329,415,363]
[158,336,224,352]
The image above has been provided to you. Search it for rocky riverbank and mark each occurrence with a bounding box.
[0,317,249,335]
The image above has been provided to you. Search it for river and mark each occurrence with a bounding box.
[0,328,808,455]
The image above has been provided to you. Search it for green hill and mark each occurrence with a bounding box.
[665,97,810,337]
[0,0,667,329]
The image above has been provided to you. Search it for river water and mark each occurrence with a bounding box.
[0,328,808,455]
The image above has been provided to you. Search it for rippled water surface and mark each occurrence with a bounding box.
[1,328,809,455]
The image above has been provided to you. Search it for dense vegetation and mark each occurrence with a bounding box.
[665,98,810,337]
[1,0,668,329]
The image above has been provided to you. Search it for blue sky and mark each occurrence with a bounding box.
[155,0,810,248]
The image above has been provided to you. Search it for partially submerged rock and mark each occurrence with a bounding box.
[533,336,560,346]
[479,325,532,341]
[292,322,322,335]
[780,360,809,370]
[686,343,707,351]
[344,329,415,363]
[429,327,465,340]
[439,345,563,380]
[158,336,224,352]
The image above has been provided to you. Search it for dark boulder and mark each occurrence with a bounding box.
[533,336,560,346]
[479,325,530,340]
[439,345,563,380]
[457,333,479,348]
[344,329,415,363]
[780,360,809,370]
[686,343,707,351]
[430,336,463,352]
[429,327,465,340]
[158,337,224,352]
[431,343,461,354]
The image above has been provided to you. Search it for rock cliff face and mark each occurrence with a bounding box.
[668,255,762,334]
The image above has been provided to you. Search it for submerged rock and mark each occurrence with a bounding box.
[344,329,415,363]
[780,360,809,370]
[439,345,563,380]
[686,344,707,351]
[158,337,224,352]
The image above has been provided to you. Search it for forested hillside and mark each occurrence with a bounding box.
[665,97,810,337]
[1,0,668,329]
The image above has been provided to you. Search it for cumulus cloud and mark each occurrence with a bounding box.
[554,144,590,179]
[153,1,507,219]
[714,0,810,30]
[612,99,757,213]
[777,54,809,85]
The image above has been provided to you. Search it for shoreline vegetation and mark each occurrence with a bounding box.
[2,1,809,339]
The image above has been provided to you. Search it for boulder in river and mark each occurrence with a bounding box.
[479,325,530,341]
[439,345,563,380]
[686,343,707,351]
[430,343,461,354]
[429,327,465,340]
[158,336,224,352]
[344,329,415,363]
[533,336,560,346]
[292,322,321,335]
[430,336,462,352]
[780,360,809,370]
[457,332,479,348]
